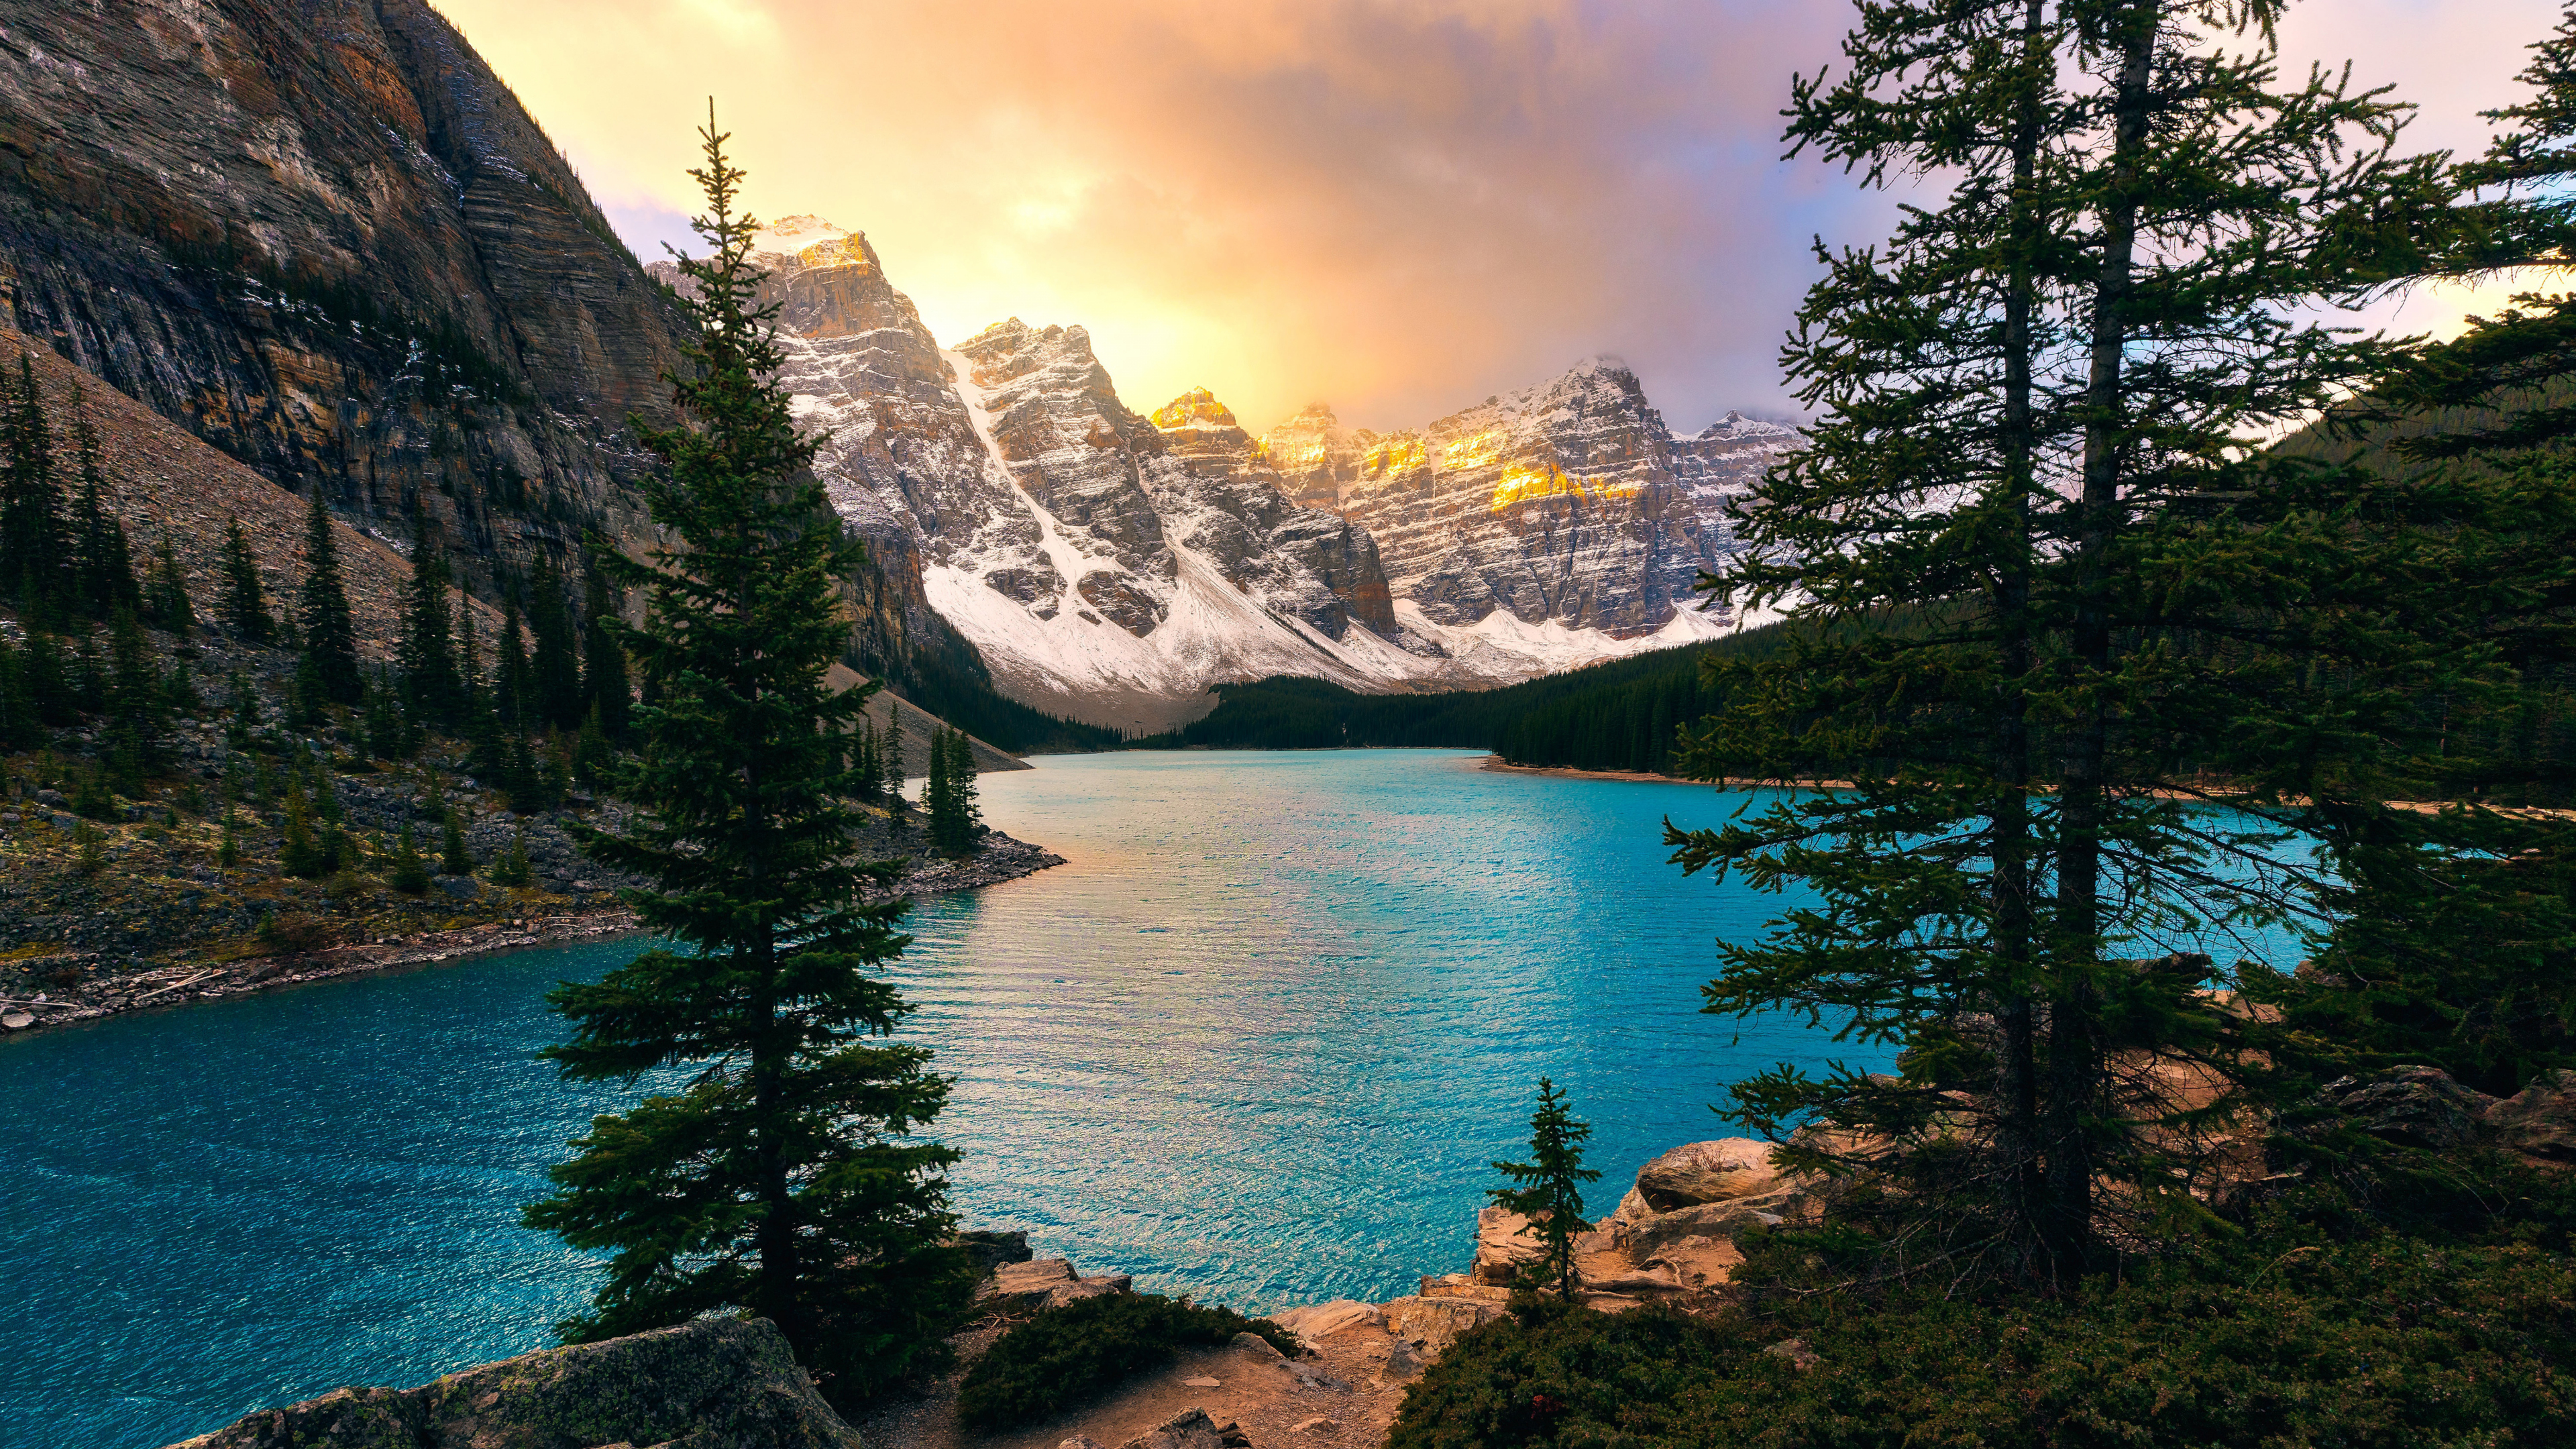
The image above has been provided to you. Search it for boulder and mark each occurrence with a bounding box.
[1623,1198,1790,1263]
[1383,1295,1503,1358]
[1120,1407,1228,1449]
[1634,1138,1784,1212]
[1374,1338,1428,1387]
[162,1318,860,1449]
[979,1256,1073,1308]
[951,1228,1035,1277]
[1268,1299,1382,1344]
[2487,1069,2576,1161]
[1044,1273,1133,1309]
[1230,1331,1285,1362]
[1471,1204,1545,1284]
[2320,1065,2495,1150]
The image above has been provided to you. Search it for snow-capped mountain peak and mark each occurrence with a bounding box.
[722,216,1786,729]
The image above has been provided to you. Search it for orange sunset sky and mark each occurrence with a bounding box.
[433,0,2568,435]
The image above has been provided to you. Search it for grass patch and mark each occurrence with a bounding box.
[955,1293,1298,1433]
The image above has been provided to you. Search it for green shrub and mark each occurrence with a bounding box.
[955,1292,1299,1432]
[1391,1236,2576,1449]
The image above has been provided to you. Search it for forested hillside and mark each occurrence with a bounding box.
[1129,619,1792,764]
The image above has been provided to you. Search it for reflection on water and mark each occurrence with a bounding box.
[13,749,2293,1446]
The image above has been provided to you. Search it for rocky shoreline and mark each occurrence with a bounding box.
[0,830,1063,1037]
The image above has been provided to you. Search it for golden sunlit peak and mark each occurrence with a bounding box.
[747,213,846,254]
[1150,386,1240,432]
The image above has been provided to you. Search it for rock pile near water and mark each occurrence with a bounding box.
[164,1318,859,1449]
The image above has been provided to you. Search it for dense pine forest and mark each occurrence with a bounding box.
[1130,619,1793,767]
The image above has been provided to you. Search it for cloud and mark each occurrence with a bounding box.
[434,0,2569,434]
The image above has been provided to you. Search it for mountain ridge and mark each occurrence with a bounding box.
[664,215,1788,731]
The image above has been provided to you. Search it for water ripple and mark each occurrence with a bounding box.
[3,749,1849,1448]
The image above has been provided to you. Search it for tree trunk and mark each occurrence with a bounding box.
[2045,0,2159,1282]
[1992,0,2048,1282]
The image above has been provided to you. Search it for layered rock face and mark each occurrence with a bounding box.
[696,219,1436,730]
[0,0,689,578]
[1270,359,1789,641]
[1150,387,1397,640]
[722,213,1797,727]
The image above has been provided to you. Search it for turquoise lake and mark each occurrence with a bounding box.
[0,749,2296,1447]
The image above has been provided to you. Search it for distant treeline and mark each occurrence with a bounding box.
[1128,619,1799,770]
[886,644,1128,757]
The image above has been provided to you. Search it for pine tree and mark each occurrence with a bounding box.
[1489,1078,1600,1297]
[1668,0,2454,1283]
[104,604,166,786]
[146,533,193,639]
[581,569,631,740]
[571,701,614,788]
[217,517,274,643]
[489,824,533,887]
[853,716,881,806]
[70,764,116,822]
[1,356,68,606]
[162,657,201,719]
[495,598,531,735]
[68,408,139,620]
[388,820,431,894]
[923,722,953,847]
[526,112,969,1407]
[398,536,464,731]
[529,552,584,731]
[881,714,908,822]
[0,632,37,750]
[439,799,475,876]
[295,489,362,707]
[280,776,326,877]
[928,727,980,854]
[22,630,72,727]
[2237,5,2576,1096]
[460,611,492,755]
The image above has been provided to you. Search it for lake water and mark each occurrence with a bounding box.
[0,750,2275,1447]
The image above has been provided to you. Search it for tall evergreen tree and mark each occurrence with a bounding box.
[0,356,67,606]
[923,723,953,848]
[942,726,977,846]
[2237,3,2576,1096]
[68,408,139,620]
[295,490,362,706]
[0,631,39,750]
[525,111,969,1406]
[853,716,881,806]
[103,604,166,785]
[217,517,274,643]
[581,569,632,739]
[881,715,907,820]
[494,599,531,734]
[146,533,193,638]
[1489,1078,1600,1297]
[1668,0,2453,1283]
[529,552,584,731]
[398,536,464,731]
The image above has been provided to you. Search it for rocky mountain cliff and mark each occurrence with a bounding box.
[693,217,1791,730]
[1257,371,1797,645]
[667,219,1460,731]
[0,0,688,582]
